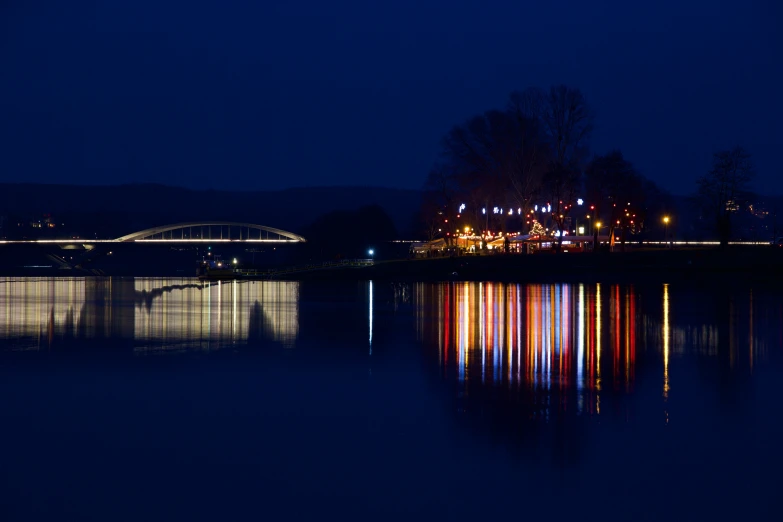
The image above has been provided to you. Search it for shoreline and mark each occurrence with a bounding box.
[4,247,778,285]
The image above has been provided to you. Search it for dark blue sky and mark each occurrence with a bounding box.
[1,1,779,194]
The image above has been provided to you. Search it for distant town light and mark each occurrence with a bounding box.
[547,204,551,213]
[482,208,486,214]
[232,258,237,265]
[578,226,585,235]
[577,198,584,206]
[459,203,466,213]
[534,205,538,211]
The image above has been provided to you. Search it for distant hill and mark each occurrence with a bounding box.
[0,183,423,239]
[2,183,779,242]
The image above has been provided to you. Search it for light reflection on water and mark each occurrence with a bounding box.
[414,282,775,416]
[0,277,299,351]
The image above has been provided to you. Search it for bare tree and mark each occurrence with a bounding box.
[585,151,638,250]
[441,111,515,233]
[540,85,594,169]
[424,83,593,253]
[542,165,581,252]
[506,88,549,215]
[538,85,593,252]
[423,164,457,244]
[697,146,755,246]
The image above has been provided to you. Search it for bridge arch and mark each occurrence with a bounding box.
[115,222,306,242]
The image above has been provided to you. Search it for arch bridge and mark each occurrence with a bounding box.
[0,222,306,244]
[116,222,306,243]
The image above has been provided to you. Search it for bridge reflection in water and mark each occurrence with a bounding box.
[0,278,299,351]
[415,282,772,415]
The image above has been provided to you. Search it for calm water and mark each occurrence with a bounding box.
[1,277,782,520]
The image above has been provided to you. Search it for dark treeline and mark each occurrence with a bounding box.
[420,85,763,248]
[295,205,399,261]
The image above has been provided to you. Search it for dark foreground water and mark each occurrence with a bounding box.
[1,277,782,521]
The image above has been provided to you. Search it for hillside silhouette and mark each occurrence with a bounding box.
[0,183,422,239]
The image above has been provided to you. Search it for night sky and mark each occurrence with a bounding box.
[1,1,779,194]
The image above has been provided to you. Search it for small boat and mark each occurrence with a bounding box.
[197,255,240,281]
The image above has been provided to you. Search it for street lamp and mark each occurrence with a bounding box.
[368,249,374,259]
[663,216,670,246]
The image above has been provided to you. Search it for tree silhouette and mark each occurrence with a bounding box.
[697,146,755,246]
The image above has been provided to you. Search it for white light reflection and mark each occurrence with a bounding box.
[369,280,373,355]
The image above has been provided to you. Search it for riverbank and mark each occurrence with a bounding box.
[291,247,783,284]
[2,246,780,284]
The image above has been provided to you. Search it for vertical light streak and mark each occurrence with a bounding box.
[507,286,513,384]
[663,283,670,400]
[232,280,238,343]
[463,282,469,381]
[577,284,585,390]
[596,283,602,393]
[625,288,630,385]
[480,282,485,382]
[492,284,500,382]
[369,280,373,355]
[517,285,522,385]
[550,285,555,390]
[443,284,450,366]
[217,280,222,343]
[749,289,753,373]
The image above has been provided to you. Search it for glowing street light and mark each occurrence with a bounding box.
[663,216,670,245]
[577,198,584,206]
[232,258,238,265]
[368,249,375,259]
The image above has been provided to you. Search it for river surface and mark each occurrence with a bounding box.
[1,277,781,520]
